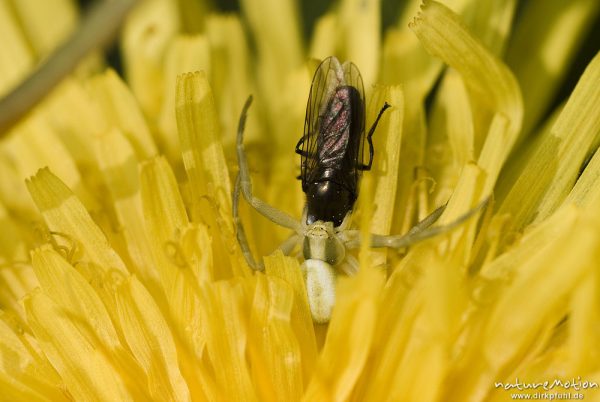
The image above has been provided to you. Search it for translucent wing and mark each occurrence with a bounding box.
[298,57,342,191]
[341,61,366,191]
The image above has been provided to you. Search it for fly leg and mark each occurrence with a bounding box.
[358,102,391,170]
[236,96,302,231]
[294,136,307,156]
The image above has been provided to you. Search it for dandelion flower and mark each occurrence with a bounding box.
[0,0,599,401]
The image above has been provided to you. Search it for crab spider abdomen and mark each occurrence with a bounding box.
[301,259,337,323]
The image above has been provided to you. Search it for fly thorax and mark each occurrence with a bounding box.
[306,179,355,227]
[302,221,345,265]
[301,259,336,323]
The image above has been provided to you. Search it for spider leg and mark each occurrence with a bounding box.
[233,174,263,270]
[277,233,301,256]
[236,96,302,232]
[234,174,301,270]
[404,204,446,237]
[369,198,489,249]
[340,206,444,250]
[343,198,488,249]
[339,254,359,276]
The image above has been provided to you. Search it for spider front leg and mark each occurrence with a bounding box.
[344,199,488,250]
[233,174,262,270]
[236,96,302,231]
[234,175,302,270]
[369,212,449,249]
[234,96,303,269]
[277,232,301,256]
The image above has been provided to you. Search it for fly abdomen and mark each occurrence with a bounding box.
[316,85,363,169]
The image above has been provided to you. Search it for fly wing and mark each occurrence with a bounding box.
[299,57,344,191]
[341,61,366,194]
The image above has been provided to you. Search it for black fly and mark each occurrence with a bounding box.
[296,57,390,226]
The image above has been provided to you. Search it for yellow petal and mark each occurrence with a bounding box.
[498,51,600,230]
[240,0,302,111]
[140,155,212,284]
[411,0,522,125]
[9,0,76,57]
[176,71,232,218]
[452,206,599,399]
[566,137,600,208]
[25,290,134,401]
[0,0,33,95]
[248,274,302,402]
[139,155,189,288]
[381,27,442,97]
[140,156,189,247]
[506,0,600,135]
[367,85,404,237]
[206,15,253,146]
[426,69,476,205]
[121,0,180,117]
[0,261,37,323]
[427,0,515,205]
[466,0,517,56]
[88,69,157,159]
[139,157,211,368]
[309,13,336,60]
[29,247,150,396]
[534,52,600,219]
[411,0,523,190]
[264,251,317,385]
[436,162,487,263]
[177,0,212,32]
[303,266,384,402]
[95,128,162,290]
[337,0,381,89]
[31,246,121,350]
[42,78,105,166]
[0,202,27,263]
[202,280,259,401]
[26,168,128,275]
[362,249,464,402]
[567,271,600,373]
[115,276,191,402]
[176,71,249,278]
[159,34,211,161]
[0,312,66,401]
[1,113,95,213]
